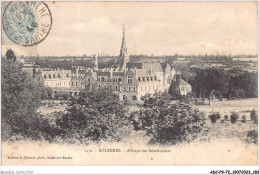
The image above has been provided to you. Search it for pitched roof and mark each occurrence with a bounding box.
[142,63,163,72]
[96,71,111,77]
[180,79,190,86]
[112,72,125,76]
[132,69,156,78]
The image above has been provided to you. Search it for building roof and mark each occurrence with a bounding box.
[142,63,163,72]
[132,69,156,78]
[96,71,111,77]
[180,79,190,86]
[112,72,125,76]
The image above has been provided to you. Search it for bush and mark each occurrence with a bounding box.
[246,130,258,144]
[241,115,247,123]
[250,109,257,121]
[224,115,229,120]
[208,112,221,124]
[136,92,206,144]
[230,112,239,124]
[55,88,129,142]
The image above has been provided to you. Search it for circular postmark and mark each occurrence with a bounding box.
[3,1,52,46]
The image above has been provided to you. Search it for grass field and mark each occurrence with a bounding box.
[195,98,258,120]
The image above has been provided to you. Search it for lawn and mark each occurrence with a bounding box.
[195,98,258,120]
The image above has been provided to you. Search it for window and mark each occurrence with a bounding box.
[48,75,51,79]
[66,74,69,78]
[104,84,107,89]
[76,81,78,86]
[151,77,153,81]
[118,78,122,82]
[128,77,132,84]
[98,77,101,81]
[146,77,149,81]
[44,75,47,79]
[101,77,104,81]
[109,85,112,89]
[142,77,145,81]
[115,85,118,91]
[58,74,61,78]
[129,86,131,91]
[133,87,136,92]
[138,77,141,82]
[167,77,171,84]
[154,76,157,81]
[98,85,101,89]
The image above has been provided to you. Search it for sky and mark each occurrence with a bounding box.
[1,1,258,57]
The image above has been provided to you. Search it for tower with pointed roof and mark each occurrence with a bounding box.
[119,26,129,71]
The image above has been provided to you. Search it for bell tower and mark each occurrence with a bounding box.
[119,26,129,71]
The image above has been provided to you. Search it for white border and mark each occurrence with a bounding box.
[0,0,259,174]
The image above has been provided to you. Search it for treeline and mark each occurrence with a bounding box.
[34,58,120,70]
[188,68,258,99]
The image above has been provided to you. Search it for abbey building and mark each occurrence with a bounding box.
[34,27,192,100]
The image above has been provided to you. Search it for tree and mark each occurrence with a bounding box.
[168,81,182,100]
[55,88,129,142]
[1,59,48,140]
[42,87,53,100]
[135,92,206,144]
[241,115,247,123]
[208,113,221,124]
[224,115,229,120]
[250,109,257,122]
[230,112,239,124]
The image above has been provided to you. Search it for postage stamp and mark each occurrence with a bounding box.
[2,1,52,46]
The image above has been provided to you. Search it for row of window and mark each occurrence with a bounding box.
[86,84,138,92]
[97,76,122,82]
[180,86,191,91]
[43,74,84,79]
[137,76,157,82]
[140,85,158,92]
[87,84,120,91]
[45,81,84,87]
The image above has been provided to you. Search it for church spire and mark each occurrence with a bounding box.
[119,26,129,71]
[120,26,127,57]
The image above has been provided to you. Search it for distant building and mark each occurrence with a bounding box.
[33,27,192,100]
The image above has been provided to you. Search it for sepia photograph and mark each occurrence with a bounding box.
[1,1,258,168]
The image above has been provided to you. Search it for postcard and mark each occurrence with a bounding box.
[1,1,258,166]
